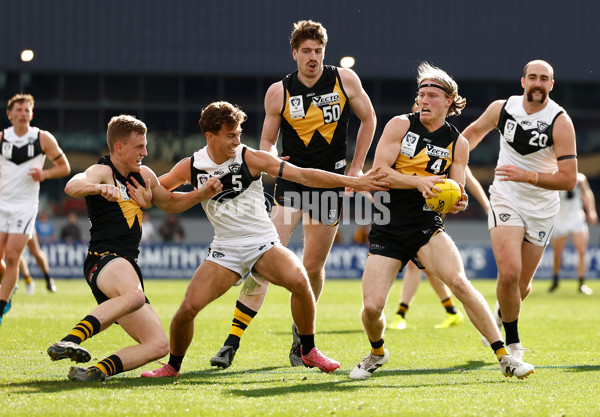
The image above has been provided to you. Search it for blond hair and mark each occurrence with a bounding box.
[7,93,34,112]
[416,62,466,117]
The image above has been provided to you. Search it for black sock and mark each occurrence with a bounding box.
[503,319,519,345]
[168,354,185,372]
[299,334,315,354]
[0,300,6,318]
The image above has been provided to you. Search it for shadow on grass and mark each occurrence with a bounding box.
[272,328,365,336]
[5,363,597,395]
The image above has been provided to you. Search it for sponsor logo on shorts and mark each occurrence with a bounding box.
[539,231,546,240]
[370,243,384,251]
[499,213,511,222]
[212,251,225,259]
[258,245,266,251]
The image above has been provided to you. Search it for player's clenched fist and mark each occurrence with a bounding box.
[97,184,120,201]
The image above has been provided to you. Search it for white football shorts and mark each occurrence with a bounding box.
[0,207,37,236]
[206,238,282,284]
[488,193,555,247]
[553,211,587,238]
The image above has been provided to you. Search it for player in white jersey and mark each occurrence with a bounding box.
[550,172,597,294]
[141,101,388,377]
[462,60,577,361]
[0,94,71,325]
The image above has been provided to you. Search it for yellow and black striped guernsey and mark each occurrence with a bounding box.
[280,65,350,173]
[378,112,460,228]
[85,156,144,261]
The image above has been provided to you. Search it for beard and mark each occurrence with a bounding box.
[526,87,548,103]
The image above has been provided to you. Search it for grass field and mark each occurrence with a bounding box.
[1,278,599,417]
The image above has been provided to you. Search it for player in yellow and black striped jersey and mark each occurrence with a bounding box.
[279,65,350,173]
[47,115,222,382]
[210,20,377,369]
[350,62,535,381]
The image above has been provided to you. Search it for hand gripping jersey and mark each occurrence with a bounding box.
[492,95,564,216]
[190,146,278,245]
[280,65,350,173]
[85,156,145,261]
[0,126,45,211]
[374,112,460,228]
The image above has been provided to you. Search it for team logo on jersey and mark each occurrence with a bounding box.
[499,213,511,222]
[312,92,340,107]
[2,142,12,159]
[401,132,419,157]
[212,251,225,259]
[504,120,517,142]
[289,95,305,119]
[537,121,549,132]
[425,144,450,158]
[228,163,241,174]
[196,174,210,186]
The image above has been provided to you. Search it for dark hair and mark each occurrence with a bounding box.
[289,20,328,51]
[199,101,247,134]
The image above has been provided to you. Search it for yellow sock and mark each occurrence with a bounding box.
[372,345,386,356]
[24,275,34,285]
[495,347,508,360]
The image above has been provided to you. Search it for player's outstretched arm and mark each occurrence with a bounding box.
[245,148,389,192]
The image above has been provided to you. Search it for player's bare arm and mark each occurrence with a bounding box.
[465,166,490,214]
[447,135,469,213]
[462,100,505,150]
[372,115,444,196]
[29,131,71,182]
[158,158,193,191]
[139,164,222,213]
[259,82,284,156]
[579,173,598,225]
[339,67,376,177]
[244,148,388,192]
[64,164,119,201]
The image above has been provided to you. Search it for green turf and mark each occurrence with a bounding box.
[1,278,599,416]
